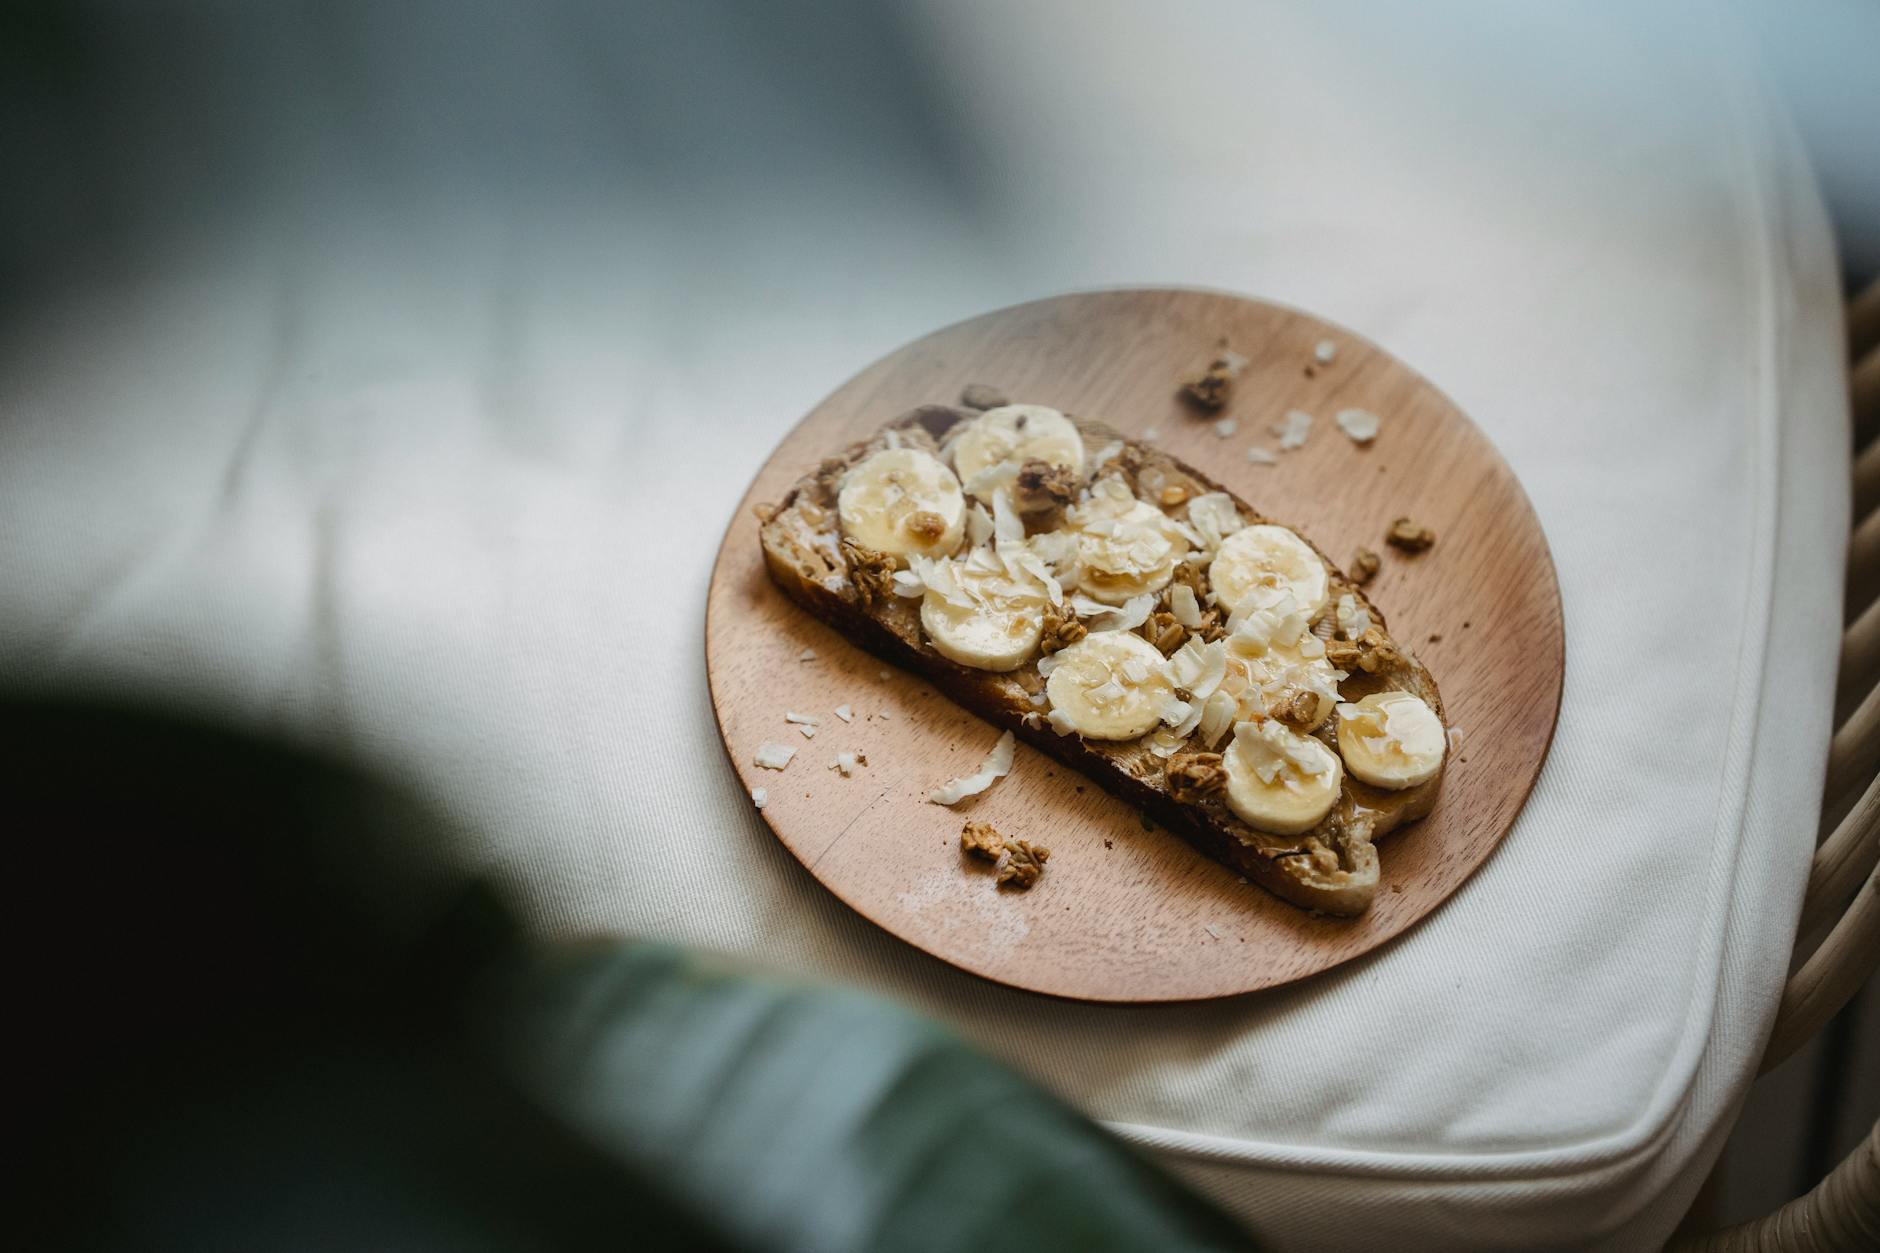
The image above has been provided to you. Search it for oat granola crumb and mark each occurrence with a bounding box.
[906,510,948,542]
[1326,626,1404,675]
[959,382,1008,411]
[1428,633,1443,644]
[998,839,1050,889]
[1350,546,1380,585]
[1039,605,1088,655]
[1180,364,1235,411]
[1139,610,1187,654]
[842,540,899,606]
[1271,690,1324,731]
[960,820,1005,861]
[1158,484,1189,507]
[1386,516,1436,552]
[1014,459,1078,514]
[1166,751,1227,804]
[1103,839,1114,849]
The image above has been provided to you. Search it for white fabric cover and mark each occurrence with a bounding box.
[0,2,1848,1248]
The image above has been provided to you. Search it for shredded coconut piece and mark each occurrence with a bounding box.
[834,705,854,723]
[798,724,816,739]
[1245,446,1277,465]
[1335,594,1372,641]
[1448,725,1465,752]
[1213,416,1238,438]
[751,787,768,809]
[1169,583,1204,629]
[1335,408,1381,443]
[784,711,820,726]
[1143,426,1161,441]
[877,669,891,680]
[1315,339,1337,365]
[929,730,1017,805]
[1204,923,1224,939]
[754,742,797,770]
[1273,410,1313,451]
[797,647,818,662]
[878,710,893,720]
[1072,592,1156,634]
[833,752,859,776]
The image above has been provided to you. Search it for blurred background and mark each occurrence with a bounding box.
[3,1,1876,1246]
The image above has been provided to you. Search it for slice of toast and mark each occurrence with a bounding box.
[757,404,1445,915]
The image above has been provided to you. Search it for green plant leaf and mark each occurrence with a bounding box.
[489,942,1258,1253]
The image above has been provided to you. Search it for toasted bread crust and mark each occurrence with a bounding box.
[759,407,1444,915]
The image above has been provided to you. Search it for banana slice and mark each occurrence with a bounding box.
[1043,631,1173,740]
[951,405,1086,501]
[1223,718,1344,835]
[919,561,1047,672]
[1220,592,1342,731]
[1209,524,1330,619]
[837,448,966,559]
[1335,691,1445,789]
[1067,475,1191,604]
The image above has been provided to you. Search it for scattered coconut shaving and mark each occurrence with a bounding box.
[1213,416,1238,438]
[833,704,854,723]
[784,711,820,726]
[798,724,817,739]
[1245,446,1277,465]
[797,647,818,662]
[1143,426,1161,441]
[1315,339,1337,365]
[833,752,859,776]
[929,730,1016,806]
[753,742,797,770]
[877,669,891,680]
[1273,409,1313,450]
[1447,725,1464,752]
[751,787,768,809]
[1204,923,1224,939]
[1335,408,1381,443]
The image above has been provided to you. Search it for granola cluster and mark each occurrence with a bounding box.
[960,819,1005,861]
[1013,459,1078,516]
[1349,546,1380,584]
[842,540,899,607]
[1165,751,1227,804]
[997,839,1050,889]
[1326,625,1404,675]
[1139,610,1187,655]
[1038,605,1088,655]
[1385,517,1436,553]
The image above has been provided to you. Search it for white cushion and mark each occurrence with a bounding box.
[0,2,1847,1248]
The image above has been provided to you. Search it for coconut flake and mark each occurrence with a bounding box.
[1089,441,1124,472]
[878,710,894,720]
[1170,583,1204,628]
[833,704,854,723]
[877,669,891,680]
[1185,493,1242,552]
[990,487,1025,543]
[754,742,797,770]
[965,503,995,547]
[928,730,1016,805]
[1335,408,1381,443]
[784,711,820,726]
[1448,725,1465,752]
[797,647,818,662]
[1198,689,1239,747]
[1204,923,1224,939]
[1213,416,1238,438]
[833,752,859,776]
[883,428,903,449]
[1036,654,1060,678]
[798,724,817,739]
[1121,658,1151,684]
[1273,409,1313,451]
[1335,594,1372,641]
[1073,592,1155,633]
[1314,339,1337,365]
[1245,446,1278,466]
[751,787,768,808]
[1143,426,1161,441]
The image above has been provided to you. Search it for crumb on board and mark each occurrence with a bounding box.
[1179,345,1245,411]
[834,704,854,722]
[960,382,1008,411]
[797,647,818,662]
[1246,446,1277,465]
[1386,517,1437,552]
[798,724,816,739]
[960,819,1005,861]
[1350,547,1380,585]
[751,787,767,809]
[1104,839,1114,850]
[1212,416,1238,438]
[997,839,1050,889]
[753,742,797,770]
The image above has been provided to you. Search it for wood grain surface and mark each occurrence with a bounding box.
[705,289,1563,1002]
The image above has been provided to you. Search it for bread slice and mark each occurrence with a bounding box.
[757,404,1445,915]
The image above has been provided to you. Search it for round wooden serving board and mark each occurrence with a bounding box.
[706,289,1562,1003]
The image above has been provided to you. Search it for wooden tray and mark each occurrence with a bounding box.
[705,289,1562,1002]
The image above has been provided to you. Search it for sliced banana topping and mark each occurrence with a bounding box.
[951,404,1086,502]
[1065,475,1192,604]
[1335,691,1445,789]
[1209,524,1331,620]
[837,448,966,560]
[917,553,1050,672]
[1223,718,1343,835]
[1219,591,1343,732]
[1043,631,1174,740]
